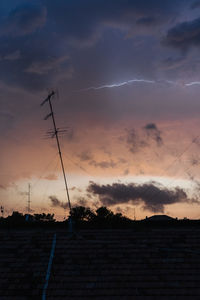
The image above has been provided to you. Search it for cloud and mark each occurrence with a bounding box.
[78,152,127,170]
[0,4,70,90]
[73,196,90,207]
[78,150,93,161]
[0,4,47,36]
[126,128,147,153]
[0,0,186,91]
[118,157,127,164]
[25,55,71,75]
[64,128,75,142]
[49,195,68,209]
[73,195,100,209]
[136,16,158,26]
[125,124,163,154]
[161,56,186,70]
[144,123,163,146]
[163,17,200,51]
[89,159,117,169]
[190,1,200,9]
[0,40,73,90]
[123,169,129,176]
[0,50,21,61]
[44,0,184,45]
[44,174,57,181]
[70,186,82,193]
[187,172,200,195]
[192,136,200,147]
[87,181,197,213]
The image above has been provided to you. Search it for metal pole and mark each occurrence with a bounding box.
[48,97,72,214]
[41,91,72,230]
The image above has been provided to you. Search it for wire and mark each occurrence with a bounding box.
[41,155,60,205]
[31,153,59,189]
[62,151,93,177]
[137,134,200,205]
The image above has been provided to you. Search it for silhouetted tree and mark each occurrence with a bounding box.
[96,207,114,219]
[70,206,95,222]
[33,213,55,222]
[9,211,25,221]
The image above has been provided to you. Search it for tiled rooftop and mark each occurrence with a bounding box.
[1,228,200,299]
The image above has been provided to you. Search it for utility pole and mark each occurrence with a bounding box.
[41,91,72,228]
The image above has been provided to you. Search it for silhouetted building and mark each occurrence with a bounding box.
[145,214,175,221]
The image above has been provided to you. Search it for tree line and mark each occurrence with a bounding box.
[0,206,132,228]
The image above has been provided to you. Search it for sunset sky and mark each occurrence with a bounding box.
[2,0,200,220]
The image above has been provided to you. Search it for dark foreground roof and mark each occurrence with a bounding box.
[1,228,200,299]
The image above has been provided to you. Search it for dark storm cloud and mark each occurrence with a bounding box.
[87,181,196,213]
[0,37,73,90]
[0,50,21,61]
[0,0,187,91]
[163,17,200,50]
[0,3,72,90]
[45,0,183,43]
[49,195,68,209]
[191,1,200,9]
[26,55,70,75]
[0,3,47,36]
[144,123,163,146]
[136,17,158,26]
[161,56,186,70]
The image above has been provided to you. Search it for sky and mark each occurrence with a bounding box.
[2,0,200,220]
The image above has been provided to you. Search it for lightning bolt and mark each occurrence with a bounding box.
[78,79,155,91]
[77,79,200,92]
[185,81,200,86]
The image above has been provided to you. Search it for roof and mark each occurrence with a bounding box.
[0,228,200,299]
[145,214,175,221]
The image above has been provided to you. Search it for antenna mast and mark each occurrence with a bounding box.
[28,183,31,214]
[41,91,72,216]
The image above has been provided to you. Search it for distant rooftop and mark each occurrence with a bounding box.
[145,214,175,221]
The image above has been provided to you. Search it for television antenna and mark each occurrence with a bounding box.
[40,91,72,225]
